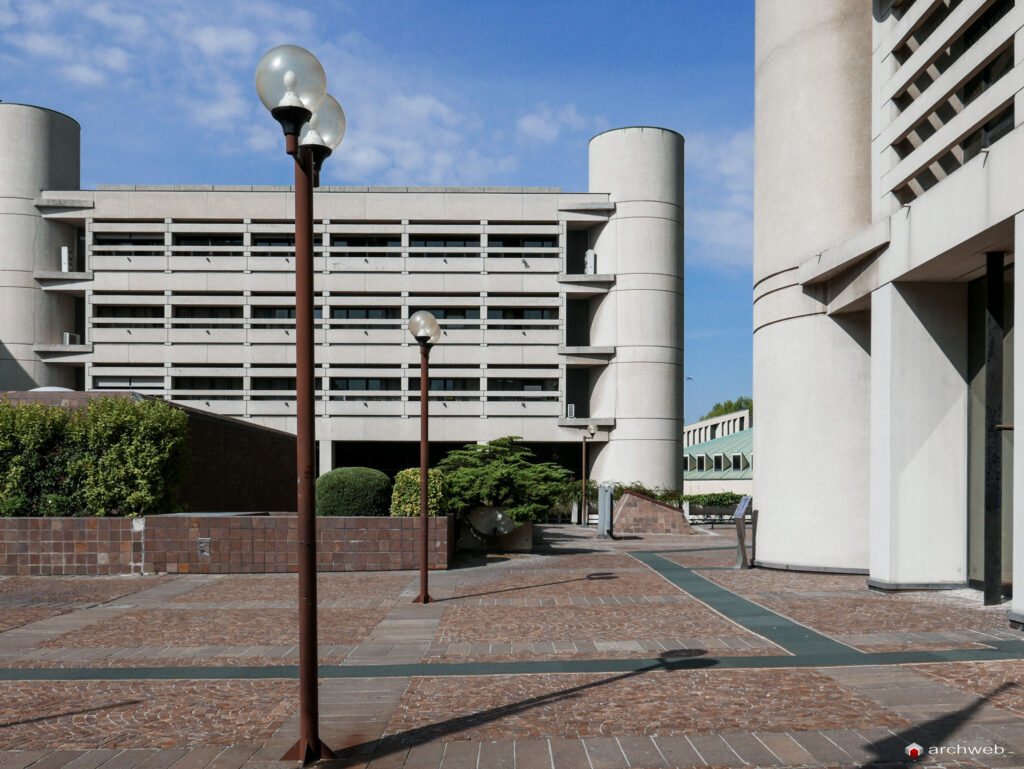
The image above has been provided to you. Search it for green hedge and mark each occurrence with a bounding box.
[316,467,392,516]
[0,397,188,517]
[680,492,745,507]
[389,467,447,517]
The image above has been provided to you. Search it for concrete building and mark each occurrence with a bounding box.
[0,104,685,489]
[754,0,1023,622]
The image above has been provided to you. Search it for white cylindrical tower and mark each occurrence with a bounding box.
[753,1,872,570]
[588,126,684,490]
[0,103,81,389]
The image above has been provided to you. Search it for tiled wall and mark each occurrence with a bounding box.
[0,515,453,575]
[612,493,694,535]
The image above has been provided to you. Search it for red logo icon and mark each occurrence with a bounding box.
[906,743,923,759]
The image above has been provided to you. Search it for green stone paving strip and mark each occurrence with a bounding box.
[1,643,1024,681]
[630,551,864,659]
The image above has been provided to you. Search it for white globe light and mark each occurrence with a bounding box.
[254,45,326,115]
[408,311,441,345]
[299,93,346,151]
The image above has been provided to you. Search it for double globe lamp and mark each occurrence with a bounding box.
[254,44,344,766]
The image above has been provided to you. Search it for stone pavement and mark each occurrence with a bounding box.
[0,525,1022,768]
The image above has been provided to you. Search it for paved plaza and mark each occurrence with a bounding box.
[0,525,1022,768]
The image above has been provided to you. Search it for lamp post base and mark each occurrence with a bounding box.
[412,593,433,604]
[282,737,336,765]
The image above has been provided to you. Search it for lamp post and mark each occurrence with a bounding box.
[581,424,596,525]
[408,310,441,603]
[254,44,345,766]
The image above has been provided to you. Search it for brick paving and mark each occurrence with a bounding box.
[35,608,390,649]
[383,668,909,741]
[0,525,1021,768]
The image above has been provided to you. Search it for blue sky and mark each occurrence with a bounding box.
[0,0,754,424]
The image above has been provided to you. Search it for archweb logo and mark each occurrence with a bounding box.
[905,742,923,759]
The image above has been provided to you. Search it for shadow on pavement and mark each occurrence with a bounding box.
[0,699,145,728]
[438,571,619,602]
[319,651,714,767]
[861,682,1018,767]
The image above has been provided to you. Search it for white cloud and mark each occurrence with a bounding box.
[192,26,257,59]
[83,2,147,38]
[11,31,66,57]
[684,127,754,273]
[517,103,589,143]
[63,63,105,86]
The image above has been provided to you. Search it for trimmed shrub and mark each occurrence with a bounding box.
[0,396,188,517]
[389,467,447,517]
[316,467,392,516]
[680,492,745,507]
[436,436,572,524]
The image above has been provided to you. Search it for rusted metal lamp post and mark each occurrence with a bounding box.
[255,44,346,766]
[408,310,441,603]
[581,424,596,525]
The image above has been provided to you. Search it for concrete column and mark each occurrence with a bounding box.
[1011,215,1024,625]
[0,103,81,389]
[752,1,873,571]
[868,282,969,590]
[588,126,684,490]
[318,438,332,477]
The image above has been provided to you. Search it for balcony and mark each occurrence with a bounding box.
[557,273,615,296]
[557,346,615,367]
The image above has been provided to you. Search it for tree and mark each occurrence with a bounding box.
[700,396,753,422]
[436,436,573,523]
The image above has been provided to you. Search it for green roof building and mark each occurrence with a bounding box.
[683,427,752,495]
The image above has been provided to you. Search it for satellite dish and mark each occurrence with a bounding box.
[468,507,518,536]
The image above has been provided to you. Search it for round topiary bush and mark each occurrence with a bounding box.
[389,467,447,517]
[315,467,392,516]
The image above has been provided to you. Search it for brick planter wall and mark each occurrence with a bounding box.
[0,517,142,576]
[0,515,454,576]
[612,492,695,535]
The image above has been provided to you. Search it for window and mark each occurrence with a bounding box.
[93,375,163,390]
[251,376,296,400]
[713,455,724,471]
[93,305,163,328]
[409,307,480,329]
[331,235,401,248]
[487,378,559,401]
[330,377,401,401]
[487,307,559,329]
[488,235,559,256]
[172,376,242,400]
[330,307,401,329]
[409,235,479,257]
[408,377,477,391]
[91,233,163,257]
[251,306,322,328]
[172,306,243,328]
[172,234,243,256]
[251,234,294,255]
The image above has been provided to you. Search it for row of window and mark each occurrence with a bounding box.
[93,234,558,249]
[170,376,558,392]
[93,305,559,328]
[684,453,751,472]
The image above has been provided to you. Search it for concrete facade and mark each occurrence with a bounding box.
[0,104,685,490]
[754,1,1024,619]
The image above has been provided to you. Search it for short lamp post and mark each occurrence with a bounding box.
[408,310,441,603]
[254,44,345,766]
[581,424,597,524]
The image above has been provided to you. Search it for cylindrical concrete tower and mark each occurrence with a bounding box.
[753,2,872,570]
[588,126,684,490]
[0,103,81,389]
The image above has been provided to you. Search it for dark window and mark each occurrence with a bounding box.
[487,378,558,391]
[251,377,296,399]
[172,233,243,256]
[93,306,163,328]
[172,377,242,399]
[330,307,400,329]
[330,378,401,391]
[408,377,477,391]
[488,235,557,248]
[331,235,401,247]
[93,233,164,246]
[252,234,295,247]
[487,308,558,320]
[172,306,243,328]
[409,307,480,328]
[409,236,479,247]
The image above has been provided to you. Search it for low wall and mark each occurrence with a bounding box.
[612,492,695,535]
[0,515,454,576]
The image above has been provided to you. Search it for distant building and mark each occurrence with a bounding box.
[683,409,750,448]
[683,427,752,496]
[0,103,686,489]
